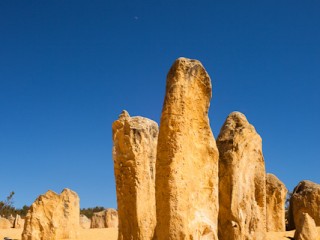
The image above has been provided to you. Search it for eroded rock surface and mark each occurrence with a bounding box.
[90,209,118,228]
[266,173,287,232]
[80,214,91,229]
[113,111,158,240]
[294,213,318,240]
[155,57,219,239]
[21,188,80,240]
[288,180,320,230]
[105,208,118,228]
[217,112,266,240]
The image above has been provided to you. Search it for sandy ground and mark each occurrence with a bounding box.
[1,227,320,240]
[0,228,118,240]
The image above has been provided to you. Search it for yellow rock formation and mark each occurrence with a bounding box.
[21,188,80,240]
[266,173,287,232]
[155,57,219,239]
[112,110,158,240]
[217,112,266,240]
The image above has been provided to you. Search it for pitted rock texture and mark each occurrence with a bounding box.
[294,213,318,240]
[113,111,158,240]
[266,173,287,232]
[21,188,80,240]
[217,112,266,240]
[90,209,118,228]
[288,180,320,230]
[155,57,219,240]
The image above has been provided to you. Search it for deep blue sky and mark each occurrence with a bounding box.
[0,1,319,209]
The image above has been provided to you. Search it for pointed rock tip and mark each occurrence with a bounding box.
[45,189,58,195]
[61,188,75,194]
[61,188,78,197]
[119,110,130,120]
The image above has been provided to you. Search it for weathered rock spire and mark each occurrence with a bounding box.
[113,110,158,240]
[217,112,266,240]
[155,57,219,239]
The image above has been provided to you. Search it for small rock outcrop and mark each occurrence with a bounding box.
[266,173,287,232]
[90,211,105,228]
[217,112,266,240]
[113,111,158,240]
[7,215,15,227]
[90,209,118,228]
[13,214,24,228]
[80,214,91,229]
[105,208,118,228]
[0,217,11,229]
[21,188,80,240]
[294,213,318,240]
[288,180,320,230]
[155,57,219,239]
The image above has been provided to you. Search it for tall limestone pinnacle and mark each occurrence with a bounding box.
[217,112,266,240]
[155,57,219,239]
[112,110,158,240]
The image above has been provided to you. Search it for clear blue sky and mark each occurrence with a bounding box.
[0,1,319,209]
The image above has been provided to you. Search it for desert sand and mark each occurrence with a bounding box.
[2,227,320,240]
[0,228,118,240]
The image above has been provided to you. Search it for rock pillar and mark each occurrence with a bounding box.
[155,57,219,239]
[217,112,266,240]
[113,111,158,240]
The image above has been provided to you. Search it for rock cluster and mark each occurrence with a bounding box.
[113,111,158,240]
[21,188,80,240]
[91,209,118,228]
[109,57,320,239]
[266,173,287,232]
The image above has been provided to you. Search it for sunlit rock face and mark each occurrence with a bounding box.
[294,212,318,240]
[217,112,266,240]
[288,180,320,230]
[13,214,25,229]
[155,57,219,240]
[90,209,118,228]
[266,173,287,232]
[22,188,80,240]
[0,217,11,229]
[113,110,158,240]
[80,214,91,229]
